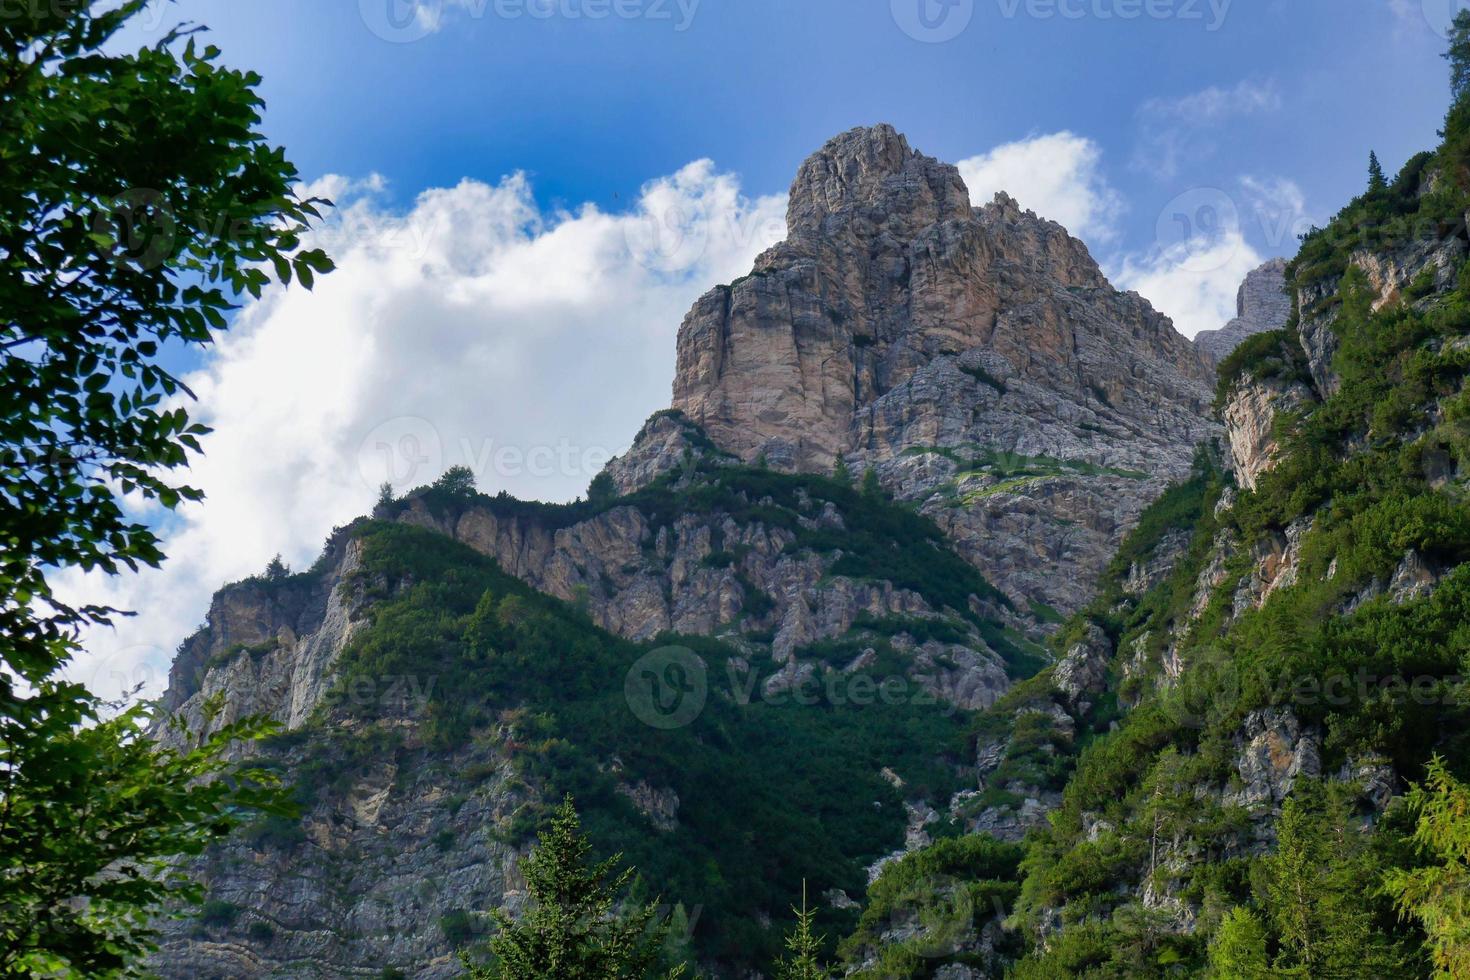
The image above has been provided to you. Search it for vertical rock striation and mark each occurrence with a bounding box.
[652,124,1221,613]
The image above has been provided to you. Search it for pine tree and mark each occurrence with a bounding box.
[775,882,829,980]
[1263,787,1405,977]
[860,467,882,499]
[1266,796,1328,972]
[1383,756,1470,979]
[462,797,683,979]
[377,481,396,508]
[1368,151,1387,193]
[832,456,852,488]
[1448,10,1470,103]
[1208,908,1270,980]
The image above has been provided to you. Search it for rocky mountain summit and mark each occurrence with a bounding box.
[621,124,1221,615]
[146,125,1267,978]
[1193,257,1291,362]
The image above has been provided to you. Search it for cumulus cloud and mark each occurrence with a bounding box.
[54,125,1301,703]
[1114,227,1266,340]
[57,162,786,701]
[1133,79,1282,178]
[957,132,1124,243]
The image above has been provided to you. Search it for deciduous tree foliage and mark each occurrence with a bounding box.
[0,1,330,973]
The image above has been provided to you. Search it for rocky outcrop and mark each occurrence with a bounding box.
[155,736,527,980]
[1223,373,1313,492]
[1352,236,1465,313]
[1053,623,1112,713]
[1295,225,1468,400]
[1231,516,1313,617]
[157,530,366,746]
[389,492,1001,664]
[1226,708,1321,812]
[1194,258,1291,362]
[651,125,1219,615]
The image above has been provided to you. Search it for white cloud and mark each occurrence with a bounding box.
[957,132,1124,243]
[1238,174,1316,249]
[57,162,786,702]
[1114,229,1266,340]
[1134,80,1282,178]
[51,126,1300,704]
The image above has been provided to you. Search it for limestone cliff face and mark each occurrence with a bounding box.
[649,126,1220,615]
[1222,371,1313,492]
[1193,257,1291,362]
[671,125,1213,474]
[1297,221,1467,399]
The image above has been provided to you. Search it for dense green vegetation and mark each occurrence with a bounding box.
[839,835,1024,977]
[993,23,1470,976]
[257,510,989,969]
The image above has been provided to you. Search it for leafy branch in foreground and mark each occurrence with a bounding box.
[0,0,330,974]
[0,0,331,683]
[0,695,288,977]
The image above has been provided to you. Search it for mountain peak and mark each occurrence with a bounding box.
[786,123,972,235]
[1194,257,1292,362]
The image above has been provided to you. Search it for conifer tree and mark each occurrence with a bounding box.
[462,797,683,979]
[860,467,882,499]
[775,882,829,980]
[1368,151,1387,193]
[1383,756,1470,979]
[1208,908,1270,980]
[1263,787,1405,977]
[1447,10,1470,102]
[832,456,852,487]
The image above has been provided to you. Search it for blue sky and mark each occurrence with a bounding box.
[132,0,1450,255]
[70,0,1462,698]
